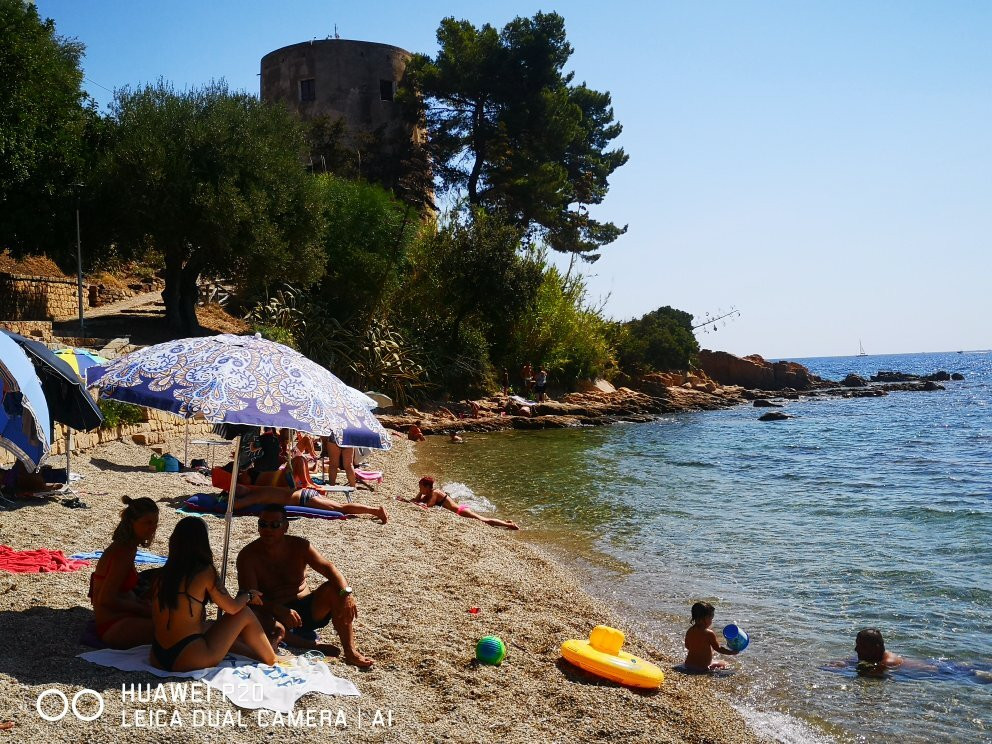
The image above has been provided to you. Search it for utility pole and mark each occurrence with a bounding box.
[75,190,84,335]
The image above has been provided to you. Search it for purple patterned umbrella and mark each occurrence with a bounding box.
[87,333,390,586]
[87,333,389,449]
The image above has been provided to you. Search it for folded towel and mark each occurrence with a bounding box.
[0,545,90,573]
[79,646,359,712]
[70,549,167,566]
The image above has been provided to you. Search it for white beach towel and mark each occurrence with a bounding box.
[180,471,214,487]
[79,647,359,712]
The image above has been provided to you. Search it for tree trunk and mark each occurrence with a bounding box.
[178,263,201,335]
[162,252,201,335]
[467,99,486,205]
[162,255,184,333]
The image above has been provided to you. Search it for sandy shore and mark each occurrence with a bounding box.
[0,436,761,743]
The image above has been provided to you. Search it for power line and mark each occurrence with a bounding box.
[692,307,741,333]
[85,77,114,94]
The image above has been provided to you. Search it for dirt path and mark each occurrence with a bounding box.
[82,289,164,319]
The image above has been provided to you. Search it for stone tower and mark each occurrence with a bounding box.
[260,38,414,155]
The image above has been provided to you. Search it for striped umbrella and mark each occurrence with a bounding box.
[53,348,108,380]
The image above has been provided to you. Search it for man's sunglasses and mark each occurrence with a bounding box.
[258,519,285,529]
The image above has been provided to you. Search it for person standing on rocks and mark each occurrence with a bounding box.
[535,367,548,402]
[521,362,534,395]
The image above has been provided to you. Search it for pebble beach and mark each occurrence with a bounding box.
[0,436,760,743]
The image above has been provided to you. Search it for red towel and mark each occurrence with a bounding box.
[0,545,90,573]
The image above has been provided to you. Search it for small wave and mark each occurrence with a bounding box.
[442,481,496,513]
[669,460,717,468]
[733,704,836,744]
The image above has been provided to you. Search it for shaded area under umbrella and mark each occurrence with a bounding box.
[0,332,51,472]
[2,331,104,480]
[87,332,392,586]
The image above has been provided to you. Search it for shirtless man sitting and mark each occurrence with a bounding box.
[236,505,373,668]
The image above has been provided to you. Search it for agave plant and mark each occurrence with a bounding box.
[244,285,307,347]
[301,315,428,406]
[244,284,427,404]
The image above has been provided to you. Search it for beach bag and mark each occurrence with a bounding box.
[161,454,181,472]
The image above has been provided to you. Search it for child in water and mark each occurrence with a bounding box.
[684,601,739,672]
[402,477,519,530]
[854,628,904,675]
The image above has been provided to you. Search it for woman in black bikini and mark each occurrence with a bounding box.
[151,517,276,672]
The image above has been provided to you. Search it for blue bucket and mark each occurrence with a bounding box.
[723,624,749,652]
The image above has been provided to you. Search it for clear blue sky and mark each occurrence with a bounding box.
[35,0,992,358]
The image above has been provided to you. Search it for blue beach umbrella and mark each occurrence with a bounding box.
[0,331,51,471]
[1,331,103,432]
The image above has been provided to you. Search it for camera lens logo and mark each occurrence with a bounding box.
[36,689,104,722]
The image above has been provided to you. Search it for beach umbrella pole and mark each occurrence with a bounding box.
[184,418,189,468]
[219,434,241,589]
[65,430,71,480]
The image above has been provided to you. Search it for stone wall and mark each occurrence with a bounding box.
[0,272,87,321]
[88,278,164,308]
[0,320,55,341]
[0,409,216,469]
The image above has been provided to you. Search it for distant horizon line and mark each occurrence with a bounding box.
[764,349,991,361]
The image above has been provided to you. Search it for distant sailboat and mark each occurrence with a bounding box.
[858,340,867,357]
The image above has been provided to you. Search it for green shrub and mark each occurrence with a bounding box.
[251,323,298,349]
[616,305,698,374]
[504,265,615,387]
[98,399,146,428]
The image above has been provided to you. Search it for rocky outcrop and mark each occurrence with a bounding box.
[376,356,964,439]
[759,411,791,422]
[841,374,868,387]
[575,378,617,394]
[871,370,957,383]
[697,350,826,390]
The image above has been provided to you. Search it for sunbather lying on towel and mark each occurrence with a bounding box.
[151,517,277,672]
[89,496,160,648]
[401,476,519,530]
[2,460,66,496]
[231,462,387,524]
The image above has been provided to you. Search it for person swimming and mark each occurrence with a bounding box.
[683,601,739,673]
[855,628,903,674]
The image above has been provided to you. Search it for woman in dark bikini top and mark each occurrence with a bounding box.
[90,496,159,648]
[151,517,276,672]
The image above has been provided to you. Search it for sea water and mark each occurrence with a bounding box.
[416,351,992,743]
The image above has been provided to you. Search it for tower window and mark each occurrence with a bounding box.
[379,79,394,102]
[299,78,316,102]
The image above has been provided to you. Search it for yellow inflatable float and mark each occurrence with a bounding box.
[560,625,664,689]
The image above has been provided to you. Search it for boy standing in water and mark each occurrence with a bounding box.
[684,601,739,672]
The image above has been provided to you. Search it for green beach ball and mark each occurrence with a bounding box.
[475,635,507,665]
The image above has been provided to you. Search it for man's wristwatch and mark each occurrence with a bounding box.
[339,586,354,598]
